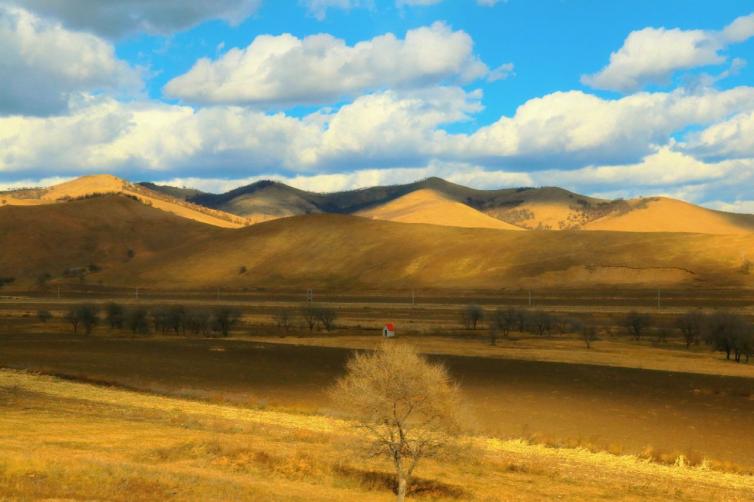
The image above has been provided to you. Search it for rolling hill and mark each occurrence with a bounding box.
[144,176,754,234]
[1,175,248,228]
[582,197,754,234]
[2,195,752,290]
[356,189,524,230]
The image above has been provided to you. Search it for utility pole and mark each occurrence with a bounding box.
[135,287,139,300]
[528,289,532,308]
[306,288,313,303]
[657,289,661,310]
[411,289,415,306]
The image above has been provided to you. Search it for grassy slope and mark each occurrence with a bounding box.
[355,189,524,230]
[3,196,753,289]
[1,369,751,501]
[118,213,754,289]
[583,197,754,234]
[0,195,224,284]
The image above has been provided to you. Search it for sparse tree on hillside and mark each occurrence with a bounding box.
[461,304,484,330]
[212,307,242,337]
[580,324,598,349]
[105,302,125,329]
[624,311,651,341]
[677,311,705,349]
[330,343,464,502]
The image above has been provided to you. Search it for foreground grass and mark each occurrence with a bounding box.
[1,370,753,501]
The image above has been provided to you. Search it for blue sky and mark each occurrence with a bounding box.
[1,0,754,211]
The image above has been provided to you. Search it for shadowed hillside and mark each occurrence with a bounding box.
[0,195,223,286]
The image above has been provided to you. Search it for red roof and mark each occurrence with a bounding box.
[385,323,395,331]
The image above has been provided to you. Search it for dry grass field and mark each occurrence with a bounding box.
[2,368,754,501]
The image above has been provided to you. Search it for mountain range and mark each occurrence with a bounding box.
[1,174,753,290]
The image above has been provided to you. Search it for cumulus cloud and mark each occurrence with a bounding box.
[164,23,493,107]
[582,12,754,93]
[460,87,754,168]
[0,0,261,38]
[5,85,754,179]
[685,110,754,161]
[0,6,141,116]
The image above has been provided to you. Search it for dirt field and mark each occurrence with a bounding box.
[1,329,753,470]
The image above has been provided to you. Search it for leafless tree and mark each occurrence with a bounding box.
[624,311,651,341]
[488,307,516,345]
[330,343,464,502]
[273,309,293,332]
[676,310,705,348]
[37,309,52,323]
[528,310,552,336]
[461,304,484,330]
[300,304,318,331]
[315,306,338,331]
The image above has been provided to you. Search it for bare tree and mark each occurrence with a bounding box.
[704,312,749,361]
[315,306,337,332]
[330,343,464,502]
[212,307,242,337]
[676,310,705,348]
[105,302,125,329]
[300,304,318,331]
[528,310,552,336]
[273,308,293,332]
[65,304,98,335]
[126,307,150,335]
[461,304,484,330]
[624,311,651,341]
[488,307,516,345]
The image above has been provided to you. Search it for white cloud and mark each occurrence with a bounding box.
[722,13,754,43]
[396,0,442,6]
[0,0,261,38]
[0,6,141,116]
[476,0,503,5]
[685,110,754,160]
[582,12,754,93]
[460,87,754,167]
[164,23,492,107]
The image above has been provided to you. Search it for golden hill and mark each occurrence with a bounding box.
[88,200,752,290]
[356,189,524,230]
[582,197,754,234]
[1,174,248,228]
[3,196,753,290]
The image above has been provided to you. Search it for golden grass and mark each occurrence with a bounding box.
[356,189,523,230]
[1,369,753,501]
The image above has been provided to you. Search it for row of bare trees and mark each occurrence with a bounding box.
[467,304,753,362]
[273,304,338,332]
[64,303,242,337]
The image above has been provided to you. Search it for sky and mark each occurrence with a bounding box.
[1,0,754,211]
